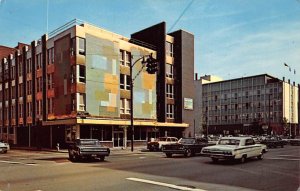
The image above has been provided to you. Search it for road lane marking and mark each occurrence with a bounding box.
[126,177,207,191]
[266,157,300,161]
[0,160,38,166]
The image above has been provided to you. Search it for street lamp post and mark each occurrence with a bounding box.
[129,54,157,152]
[284,63,296,138]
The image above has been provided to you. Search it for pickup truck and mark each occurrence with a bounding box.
[147,137,178,151]
[201,137,267,163]
[68,139,110,162]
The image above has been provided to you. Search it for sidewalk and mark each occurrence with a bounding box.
[11,146,148,155]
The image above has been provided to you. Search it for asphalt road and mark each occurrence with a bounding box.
[0,146,299,191]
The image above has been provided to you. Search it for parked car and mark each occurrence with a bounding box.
[68,139,110,162]
[260,136,285,148]
[162,137,212,158]
[147,137,178,151]
[0,140,10,154]
[201,136,267,163]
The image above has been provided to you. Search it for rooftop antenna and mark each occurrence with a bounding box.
[46,0,49,34]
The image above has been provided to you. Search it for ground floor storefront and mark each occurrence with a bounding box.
[206,122,299,136]
[1,118,188,149]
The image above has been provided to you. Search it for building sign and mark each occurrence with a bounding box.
[184,98,193,110]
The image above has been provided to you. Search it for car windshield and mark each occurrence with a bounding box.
[218,139,240,146]
[158,137,167,141]
[78,140,99,145]
[179,138,194,144]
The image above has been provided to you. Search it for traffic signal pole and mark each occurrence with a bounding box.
[129,54,157,152]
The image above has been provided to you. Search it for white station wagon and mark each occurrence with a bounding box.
[201,136,267,163]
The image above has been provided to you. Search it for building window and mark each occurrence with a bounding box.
[120,98,131,114]
[78,38,86,55]
[36,77,42,92]
[27,80,32,95]
[166,42,174,57]
[78,93,86,111]
[36,100,42,116]
[47,98,53,114]
[47,48,54,64]
[27,102,32,117]
[120,74,131,90]
[47,73,53,89]
[78,65,86,83]
[11,65,15,79]
[257,89,261,97]
[119,50,131,67]
[36,53,42,69]
[27,58,32,74]
[11,105,15,119]
[166,63,173,78]
[166,84,174,98]
[134,127,147,141]
[234,93,238,99]
[19,61,23,76]
[125,51,131,66]
[166,104,174,119]
[19,103,23,118]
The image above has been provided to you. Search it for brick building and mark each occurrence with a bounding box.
[0,19,195,149]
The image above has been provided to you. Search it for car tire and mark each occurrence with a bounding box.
[211,158,219,163]
[166,153,172,158]
[69,151,76,162]
[281,144,284,148]
[257,153,263,160]
[99,156,105,161]
[184,149,192,158]
[240,155,247,163]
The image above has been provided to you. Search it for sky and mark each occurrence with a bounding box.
[0,0,299,84]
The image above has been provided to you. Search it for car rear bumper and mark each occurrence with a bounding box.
[202,153,235,160]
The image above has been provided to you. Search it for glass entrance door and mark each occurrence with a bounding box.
[113,132,124,148]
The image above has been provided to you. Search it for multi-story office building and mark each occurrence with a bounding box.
[197,74,299,136]
[0,19,195,149]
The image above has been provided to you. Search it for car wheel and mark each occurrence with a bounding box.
[240,155,247,163]
[257,152,263,160]
[166,153,172,158]
[68,151,74,161]
[211,158,219,163]
[99,156,105,161]
[184,149,192,158]
[281,144,284,148]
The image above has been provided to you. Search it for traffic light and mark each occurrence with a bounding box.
[145,54,158,74]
